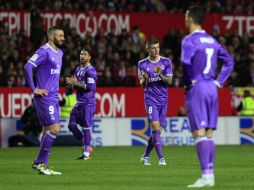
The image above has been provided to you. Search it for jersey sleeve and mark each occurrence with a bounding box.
[165,59,173,76]
[86,68,97,84]
[137,62,144,78]
[85,68,97,92]
[216,44,235,86]
[181,38,197,65]
[27,48,47,67]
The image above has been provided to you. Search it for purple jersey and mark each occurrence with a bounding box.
[25,43,63,99]
[137,56,173,105]
[24,43,63,126]
[74,64,97,105]
[181,30,235,86]
[181,30,235,131]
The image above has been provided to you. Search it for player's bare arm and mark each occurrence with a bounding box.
[139,72,149,88]
[155,66,172,85]
[66,76,86,90]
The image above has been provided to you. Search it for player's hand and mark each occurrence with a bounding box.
[213,80,221,88]
[154,66,162,76]
[33,88,48,96]
[66,76,77,85]
[142,72,149,80]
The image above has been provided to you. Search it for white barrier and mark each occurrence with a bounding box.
[1,117,251,148]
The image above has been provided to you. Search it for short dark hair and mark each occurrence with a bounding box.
[187,6,204,25]
[81,48,91,55]
[146,38,160,48]
[47,26,63,36]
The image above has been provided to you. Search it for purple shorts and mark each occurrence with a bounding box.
[145,104,168,127]
[69,104,96,127]
[34,96,60,126]
[185,80,218,132]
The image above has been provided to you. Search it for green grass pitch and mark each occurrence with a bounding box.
[0,146,253,190]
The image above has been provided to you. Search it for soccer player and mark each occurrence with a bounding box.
[66,49,97,160]
[138,38,173,166]
[181,6,235,187]
[24,26,65,175]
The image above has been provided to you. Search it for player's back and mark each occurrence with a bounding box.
[181,30,220,83]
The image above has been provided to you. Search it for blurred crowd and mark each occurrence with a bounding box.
[1,0,254,14]
[1,0,254,88]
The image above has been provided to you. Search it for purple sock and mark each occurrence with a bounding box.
[68,123,83,141]
[195,136,210,175]
[40,133,45,145]
[152,130,164,159]
[35,131,57,167]
[207,137,215,173]
[143,136,154,157]
[82,128,91,153]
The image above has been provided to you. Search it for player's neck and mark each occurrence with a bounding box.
[48,41,58,51]
[149,55,160,62]
[189,24,202,34]
[81,62,90,67]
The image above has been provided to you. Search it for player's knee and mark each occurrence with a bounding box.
[50,124,61,134]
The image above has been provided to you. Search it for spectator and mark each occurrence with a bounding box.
[60,87,77,118]
[237,90,254,116]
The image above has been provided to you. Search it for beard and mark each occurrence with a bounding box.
[53,37,64,48]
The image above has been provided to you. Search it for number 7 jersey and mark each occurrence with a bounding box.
[181,30,235,87]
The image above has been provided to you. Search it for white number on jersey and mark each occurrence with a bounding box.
[148,106,153,114]
[49,106,54,115]
[203,48,214,74]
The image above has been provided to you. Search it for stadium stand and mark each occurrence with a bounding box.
[0,0,254,87]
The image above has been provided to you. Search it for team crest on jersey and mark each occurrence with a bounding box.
[30,54,38,61]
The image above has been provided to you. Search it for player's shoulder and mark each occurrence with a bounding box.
[88,64,96,70]
[160,56,172,63]
[138,57,148,67]
[87,65,97,74]
[35,44,49,54]
[160,56,172,66]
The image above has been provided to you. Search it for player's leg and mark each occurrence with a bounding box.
[142,136,154,158]
[206,129,215,179]
[157,104,168,165]
[68,106,83,142]
[205,84,218,182]
[32,99,61,175]
[186,85,213,187]
[78,105,95,160]
[140,105,158,165]
[147,104,165,164]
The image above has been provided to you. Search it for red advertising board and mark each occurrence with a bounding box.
[0,87,234,118]
[0,11,254,40]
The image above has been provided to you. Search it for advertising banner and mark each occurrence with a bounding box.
[0,87,233,118]
[0,117,241,148]
[1,11,254,40]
